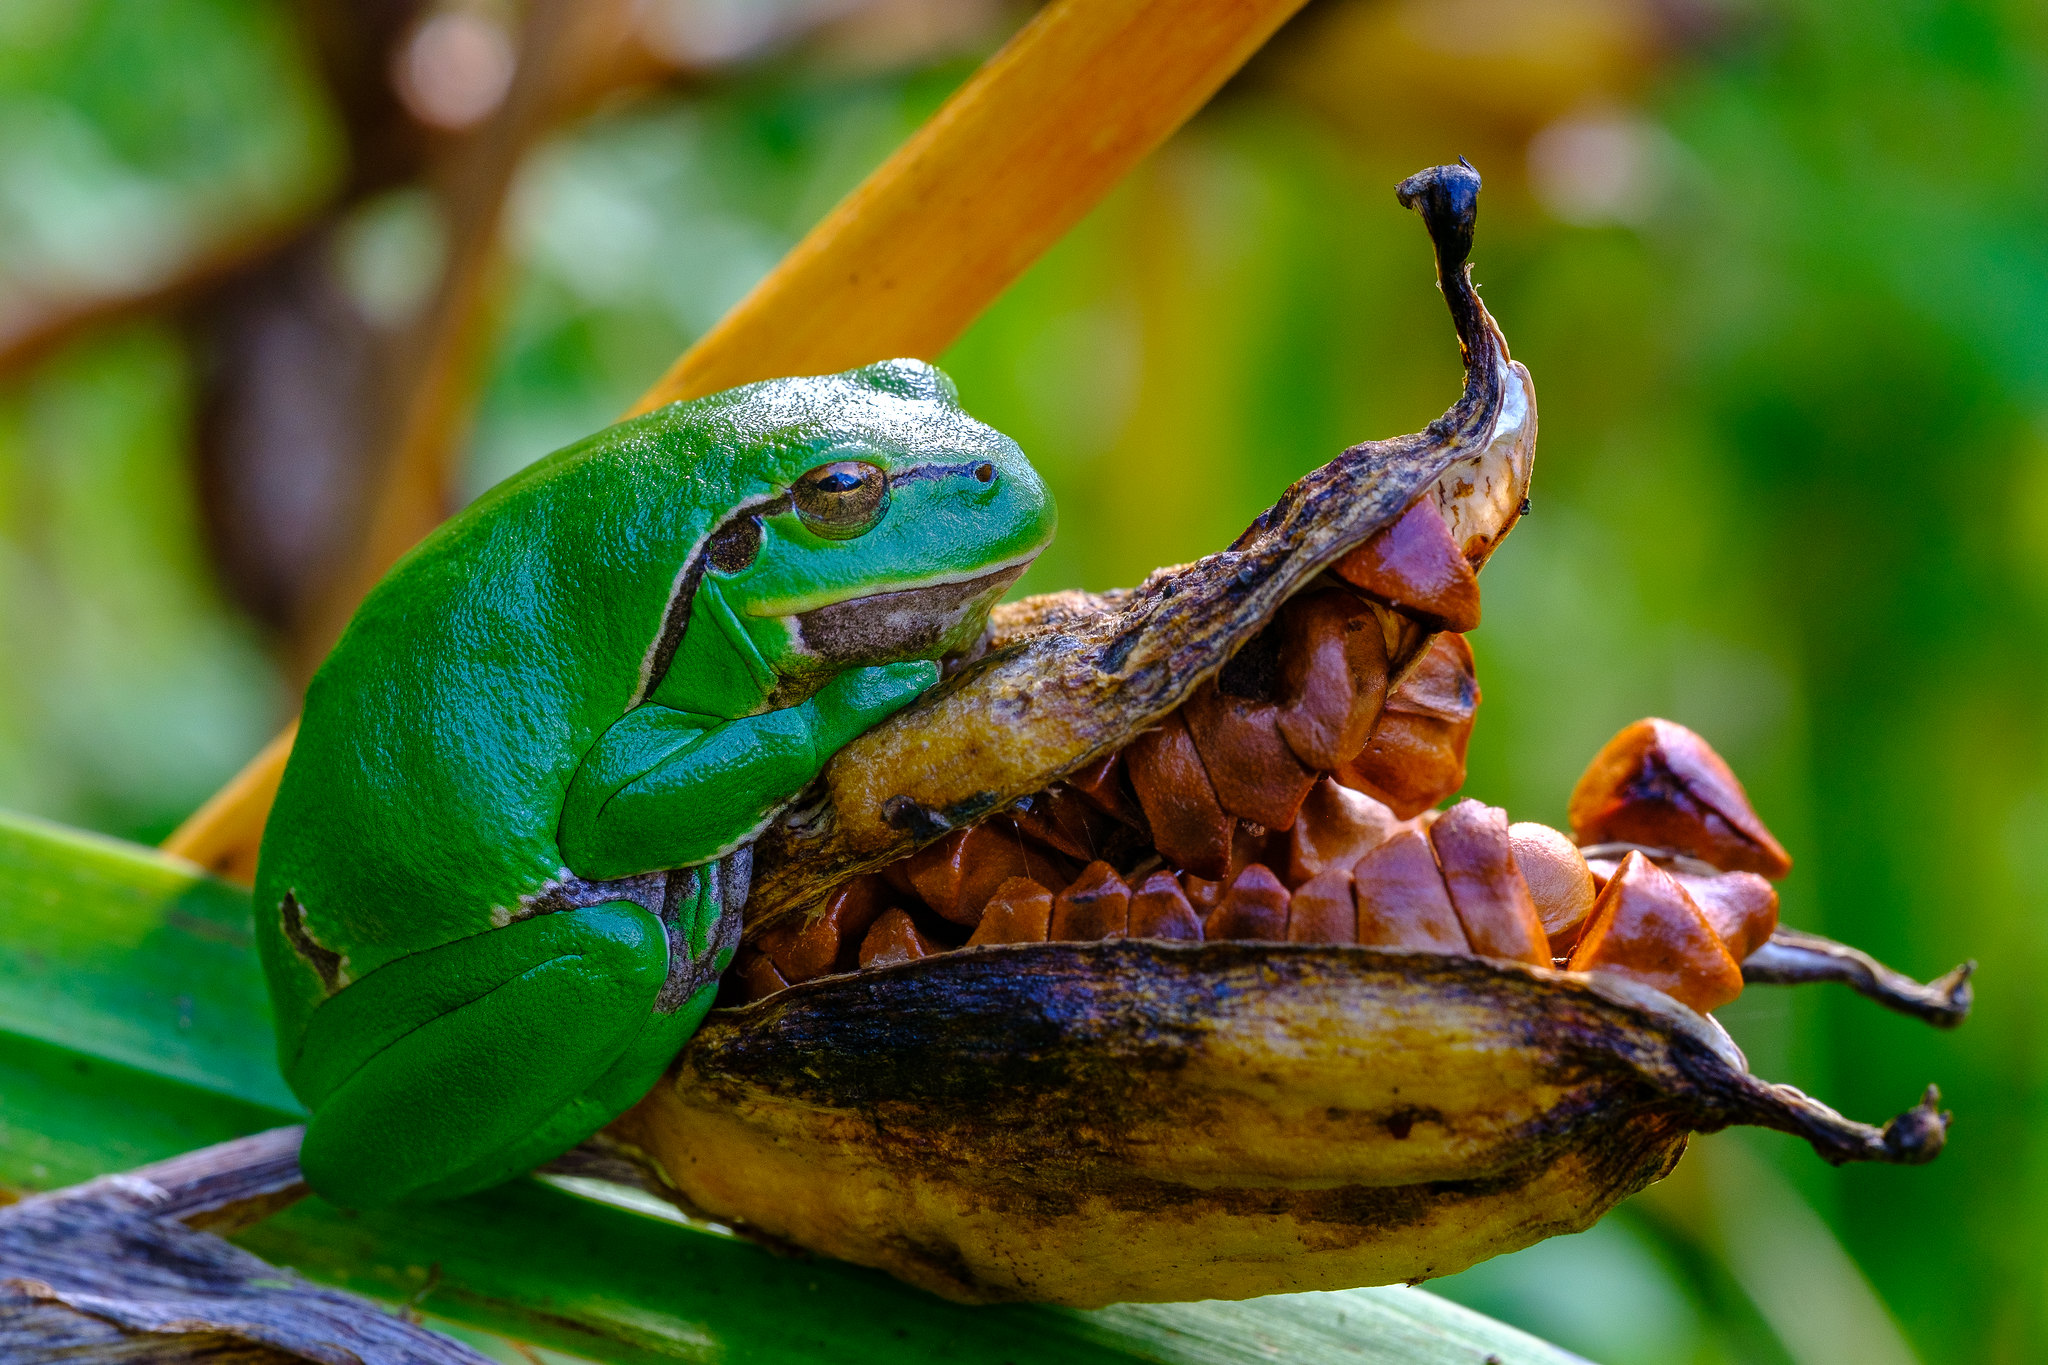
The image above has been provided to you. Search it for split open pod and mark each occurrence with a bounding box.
[602,164,1967,1307]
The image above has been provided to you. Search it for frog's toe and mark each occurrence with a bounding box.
[294,901,697,1208]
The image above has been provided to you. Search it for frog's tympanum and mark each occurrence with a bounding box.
[254,361,1056,1208]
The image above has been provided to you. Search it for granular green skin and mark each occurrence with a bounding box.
[252,360,1054,1207]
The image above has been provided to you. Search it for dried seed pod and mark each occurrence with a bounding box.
[602,164,1957,1310]
[1286,777,1400,885]
[616,942,1943,1307]
[858,908,942,969]
[1569,719,1793,879]
[1287,867,1358,943]
[1274,588,1392,770]
[757,876,890,983]
[967,877,1054,947]
[1568,852,1744,1013]
[1050,861,1132,941]
[906,823,1067,926]
[1509,822,1598,958]
[1333,495,1482,632]
[1125,714,1233,879]
[1181,679,1319,831]
[1205,864,1290,941]
[1430,800,1549,966]
[1127,870,1203,941]
[1351,829,1469,953]
[1673,869,1779,962]
[1334,633,1479,819]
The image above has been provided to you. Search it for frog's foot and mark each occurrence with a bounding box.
[293,897,734,1208]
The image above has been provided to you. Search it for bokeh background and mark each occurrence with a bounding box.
[2,0,2042,1360]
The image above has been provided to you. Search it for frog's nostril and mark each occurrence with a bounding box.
[974,462,995,484]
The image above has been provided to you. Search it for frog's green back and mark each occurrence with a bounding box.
[253,362,980,1053]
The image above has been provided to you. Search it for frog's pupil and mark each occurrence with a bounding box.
[795,461,888,537]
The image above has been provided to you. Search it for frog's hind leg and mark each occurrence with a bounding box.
[293,869,739,1209]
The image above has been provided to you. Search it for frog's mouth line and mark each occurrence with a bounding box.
[783,561,1032,667]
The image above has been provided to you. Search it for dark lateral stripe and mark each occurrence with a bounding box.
[639,491,793,702]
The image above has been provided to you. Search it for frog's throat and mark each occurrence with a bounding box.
[784,562,1029,669]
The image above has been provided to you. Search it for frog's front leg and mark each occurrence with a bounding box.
[294,898,717,1207]
[558,660,938,880]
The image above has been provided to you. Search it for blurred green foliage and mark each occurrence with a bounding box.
[2,1,2045,1362]
[0,327,281,839]
[0,0,338,326]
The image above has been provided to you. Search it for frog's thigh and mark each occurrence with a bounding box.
[297,901,671,1209]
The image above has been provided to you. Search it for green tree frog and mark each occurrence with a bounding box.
[254,360,1055,1208]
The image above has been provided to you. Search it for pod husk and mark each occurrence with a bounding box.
[606,166,1952,1307]
[613,941,1941,1305]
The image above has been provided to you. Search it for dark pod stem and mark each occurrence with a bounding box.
[1701,1073,1950,1167]
[1743,928,1974,1028]
[1397,160,1483,367]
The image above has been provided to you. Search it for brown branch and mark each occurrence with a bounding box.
[0,1128,492,1365]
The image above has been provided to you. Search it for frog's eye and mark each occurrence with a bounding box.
[793,461,889,540]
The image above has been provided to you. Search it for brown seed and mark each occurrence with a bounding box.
[1125,712,1234,879]
[1508,822,1598,959]
[1180,872,1225,918]
[1064,751,1147,828]
[1567,718,1793,879]
[1672,869,1780,962]
[1568,851,1745,1013]
[757,875,890,982]
[1429,800,1549,966]
[1182,679,1318,831]
[966,877,1055,947]
[1204,863,1290,941]
[1333,634,1478,819]
[1332,494,1482,632]
[906,822,1068,926]
[1386,632,1481,724]
[1273,589,1391,770]
[1127,870,1204,940]
[858,908,942,969]
[1351,829,1469,952]
[1050,861,1132,940]
[1227,821,1286,885]
[1287,778,1400,886]
[880,856,919,900]
[735,948,790,1002]
[1011,786,1112,862]
[1287,867,1358,943]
